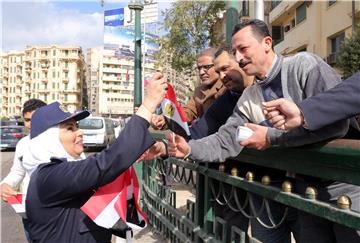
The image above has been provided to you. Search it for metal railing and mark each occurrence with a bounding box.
[142,136,360,242]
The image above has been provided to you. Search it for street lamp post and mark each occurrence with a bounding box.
[128,0,144,109]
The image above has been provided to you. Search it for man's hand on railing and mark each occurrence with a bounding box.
[239,123,270,150]
[167,132,191,158]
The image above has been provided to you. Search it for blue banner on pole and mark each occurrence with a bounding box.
[104,8,124,26]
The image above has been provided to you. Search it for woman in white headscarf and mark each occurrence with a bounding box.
[23,73,167,243]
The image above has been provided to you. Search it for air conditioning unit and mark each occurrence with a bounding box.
[284,25,291,32]
[326,53,337,65]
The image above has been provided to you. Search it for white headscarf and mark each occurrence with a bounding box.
[23,125,86,176]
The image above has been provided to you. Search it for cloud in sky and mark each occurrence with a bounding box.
[1,0,173,53]
[2,1,104,52]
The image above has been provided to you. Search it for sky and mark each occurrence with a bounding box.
[1,0,173,53]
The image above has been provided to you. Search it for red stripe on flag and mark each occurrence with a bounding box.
[7,194,23,205]
[81,175,126,221]
[130,167,148,223]
[165,83,187,122]
[113,170,131,222]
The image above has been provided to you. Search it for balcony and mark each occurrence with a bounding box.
[38,89,47,93]
[64,89,80,93]
[103,67,123,74]
[41,64,50,70]
[16,72,22,77]
[62,78,69,83]
[41,78,48,83]
[25,89,31,94]
[39,55,49,61]
[269,1,304,25]
[102,75,122,82]
[274,19,309,54]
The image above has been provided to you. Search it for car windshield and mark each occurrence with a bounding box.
[78,119,104,130]
[1,127,23,134]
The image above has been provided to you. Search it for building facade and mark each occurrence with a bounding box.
[270,0,360,67]
[0,45,86,117]
[86,46,157,118]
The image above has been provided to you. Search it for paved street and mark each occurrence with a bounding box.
[1,150,27,243]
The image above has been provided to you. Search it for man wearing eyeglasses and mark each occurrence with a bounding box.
[182,47,226,124]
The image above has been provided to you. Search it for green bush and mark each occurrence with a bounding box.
[336,25,360,79]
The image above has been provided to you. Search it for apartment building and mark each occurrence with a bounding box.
[158,53,196,105]
[0,45,86,117]
[86,46,157,118]
[270,0,360,67]
[0,51,25,117]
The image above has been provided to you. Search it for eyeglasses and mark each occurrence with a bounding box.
[197,64,214,71]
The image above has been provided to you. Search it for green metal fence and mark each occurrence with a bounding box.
[141,136,360,243]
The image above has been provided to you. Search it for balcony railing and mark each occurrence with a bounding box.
[142,133,360,242]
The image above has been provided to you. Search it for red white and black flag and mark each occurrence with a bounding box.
[161,83,191,137]
[81,166,147,238]
[7,193,26,217]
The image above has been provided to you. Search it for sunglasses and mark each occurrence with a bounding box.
[197,64,214,71]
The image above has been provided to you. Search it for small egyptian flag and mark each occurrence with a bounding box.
[7,194,26,217]
[161,83,191,137]
[81,166,147,239]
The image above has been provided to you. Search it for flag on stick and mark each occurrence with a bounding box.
[161,83,191,137]
[81,166,147,238]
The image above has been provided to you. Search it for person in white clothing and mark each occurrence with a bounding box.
[0,99,46,242]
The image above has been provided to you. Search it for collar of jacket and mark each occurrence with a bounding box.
[50,157,67,163]
[255,54,283,87]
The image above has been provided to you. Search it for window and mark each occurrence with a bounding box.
[270,0,282,11]
[64,94,68,101]
[53,49,56,56]
[331,33,345,54]
[241,0,249,16]
[296,2,307,24]
[329,0,336,6]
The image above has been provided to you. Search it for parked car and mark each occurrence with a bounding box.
[78,116,116,150]
[0,120,24,126]
[0,126,26,151]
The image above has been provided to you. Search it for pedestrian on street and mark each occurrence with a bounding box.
[0,98,46,242]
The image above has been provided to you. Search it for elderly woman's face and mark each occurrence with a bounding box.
[59,119,84,158]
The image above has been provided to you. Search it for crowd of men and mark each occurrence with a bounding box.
[1,19,359,243]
